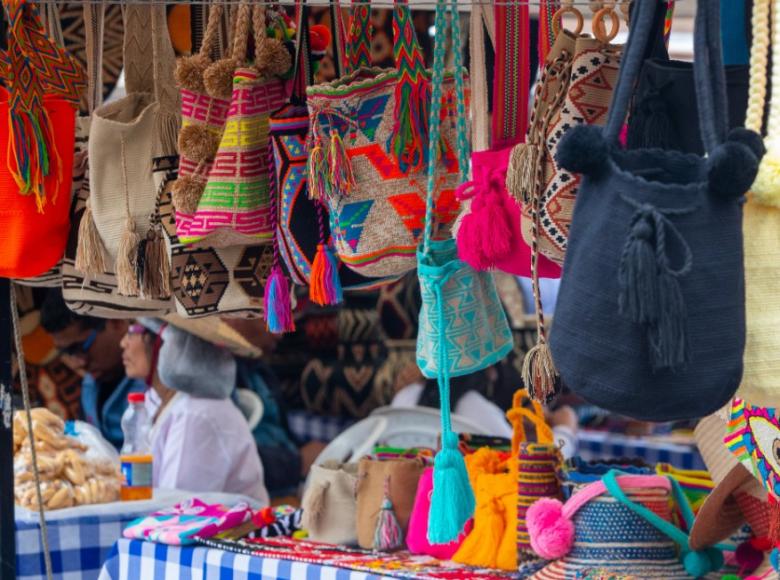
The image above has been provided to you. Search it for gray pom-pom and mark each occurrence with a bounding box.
[727,127,766,160]
[555,125,609,176]
[707,141,758,200]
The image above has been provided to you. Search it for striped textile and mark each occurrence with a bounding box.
[517,443,561,562]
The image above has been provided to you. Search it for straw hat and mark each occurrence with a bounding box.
[689,414,768,551]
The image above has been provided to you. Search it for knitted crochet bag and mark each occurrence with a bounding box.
[0,0,84,279]
[85,4,180,298]
[301,461,359,545]
[735,0,780,407]
[174,3,290,248]
[306,0,464,279]
[271,1,391,302]
[417,0,512,546]
[549,0,759,420]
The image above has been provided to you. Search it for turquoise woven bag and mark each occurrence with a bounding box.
[416,0,513,545]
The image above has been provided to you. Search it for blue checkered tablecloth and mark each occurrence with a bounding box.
[98,538,386,580]
[16,491,259,580]
[577,430,706,470]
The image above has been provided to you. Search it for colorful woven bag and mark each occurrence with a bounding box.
[174,3,291,248]
[549,0,758,420]
[306,0,464,279]
[736,0,780,407]
[418,0,512,546]
[271,1,391,304]
[0,0,84,279]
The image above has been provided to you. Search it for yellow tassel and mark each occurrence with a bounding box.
[74,201,107,275]
[116,217,141,296]
[452,473,507,569]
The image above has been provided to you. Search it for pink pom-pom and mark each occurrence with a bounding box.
[527,498,575,559]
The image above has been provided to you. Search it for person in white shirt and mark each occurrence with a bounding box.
[120,319,269,505]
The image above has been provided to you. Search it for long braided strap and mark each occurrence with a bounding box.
[346,3,371,72]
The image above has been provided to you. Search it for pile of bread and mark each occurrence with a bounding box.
[14,408,122,510]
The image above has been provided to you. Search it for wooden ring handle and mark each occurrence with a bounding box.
[593,6,620,44]
[552,5,585,37]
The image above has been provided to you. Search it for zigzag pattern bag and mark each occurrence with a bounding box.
[306,1,464,279]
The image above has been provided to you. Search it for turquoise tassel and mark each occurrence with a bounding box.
[428,430,475,544]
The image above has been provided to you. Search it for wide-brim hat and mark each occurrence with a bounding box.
[163,315,263,359]
[529,483,692,579]
[689,414,767,551]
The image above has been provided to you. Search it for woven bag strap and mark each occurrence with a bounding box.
[745,0,769,134]
[291,0,313,100]
[506,389,554,456]
[330,0,347,76]
[84,2,105,114]
[346,2,371,72]
[199,2,225,60]
[492,1,529,148]
[230,1,251,64]
[422,0,468,256]
[605,0,727,153]
[469,3,492,152]
[122,5,154,95]
[538,0,559,63]
[765,0,780,140]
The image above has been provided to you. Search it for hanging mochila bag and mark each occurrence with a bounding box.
[549,0,761,421]
[270,0,393,305]
[416,0,512,546]
[0,0,85,279]
[736,0,780,407]
[61,4,173,318]
[174,2,291,248]
[84,4,180,297]
[452,1,561,279]
[306,0,465,280]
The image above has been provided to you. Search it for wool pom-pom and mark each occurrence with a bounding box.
[175,54,210,92]
[555,125,609,176]
[750,147,780,207]
[728,127,766,160]
[204,58,237,100]
[428,432,475,545]
[171,174,207,215]
[707,141,758,201]
[257,38,293,77]
[683,548,723,578]
[309,24,332,52]
[526,498,574,559]
[178,124,220,163]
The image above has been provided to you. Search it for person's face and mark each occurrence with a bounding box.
[120,324,153,382]
[50,320,128,382]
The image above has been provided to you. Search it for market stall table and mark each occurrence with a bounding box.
[99,538,386,580]
[16,491,258,580]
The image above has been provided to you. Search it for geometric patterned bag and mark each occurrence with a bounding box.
[416,0,512,545]
[306,0,464,279]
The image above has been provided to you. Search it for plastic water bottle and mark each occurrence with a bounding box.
[120,392,153,501]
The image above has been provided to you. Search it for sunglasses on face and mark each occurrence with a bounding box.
[61,329,98,357]
[127,324,149,336]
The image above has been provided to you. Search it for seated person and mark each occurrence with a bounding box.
[120,319,269,504]
[40,289,145,448]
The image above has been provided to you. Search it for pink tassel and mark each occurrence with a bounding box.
[264,264,295,334]
[309,244,343,306]
[456,174,513,270]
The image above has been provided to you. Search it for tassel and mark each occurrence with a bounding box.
[452,492,505,568]
[307,139,328,200]
[618,217,659,324]
[456,177,513,271]
[264,264,296,334]
[505,143,539,204]
[75,201,107,275]
[626,93,678,151]
[374,476,404,551]
[116,217,141,296]
[648,271,688,371]
[309,244,343,306]
[521,342,559,403]
[328,133,355,196]
[428,431,475,545]
[391,74,430,173]
[140,230,172,300]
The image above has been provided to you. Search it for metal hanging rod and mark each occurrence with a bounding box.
[24,0,674,5]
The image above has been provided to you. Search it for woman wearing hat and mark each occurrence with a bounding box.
[120,318,270,504]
